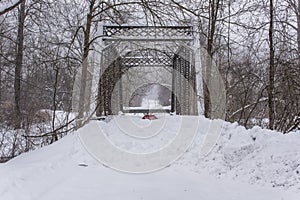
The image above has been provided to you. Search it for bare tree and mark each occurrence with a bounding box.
[14,0,26,128]
[285,0,300,55]
[268,0,275,130]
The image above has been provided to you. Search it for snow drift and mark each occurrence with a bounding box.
[0,115,299,200]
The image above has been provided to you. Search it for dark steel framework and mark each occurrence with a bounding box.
[96,26,197,116]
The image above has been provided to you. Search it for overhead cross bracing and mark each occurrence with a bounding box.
[102,26,194,41]
[122,49,173,67]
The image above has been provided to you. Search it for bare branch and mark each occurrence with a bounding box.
[0,0,24,16]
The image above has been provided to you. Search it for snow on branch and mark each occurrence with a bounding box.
[0,0,23,16]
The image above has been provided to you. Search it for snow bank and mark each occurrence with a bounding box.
[97,115,300,190]
[183,120,300,191]
[0,115,299,199]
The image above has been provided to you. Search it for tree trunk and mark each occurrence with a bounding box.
[78,0,95,120]
[51,68,59,143]
[268,0,275,130]
[14,0,26,129]
[297,0,300,55]
[203,0,220,118]
[0,44,2,103]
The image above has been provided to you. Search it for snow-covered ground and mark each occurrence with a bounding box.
[0,115,299,200]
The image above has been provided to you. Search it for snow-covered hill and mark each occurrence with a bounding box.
[0,115,299,200]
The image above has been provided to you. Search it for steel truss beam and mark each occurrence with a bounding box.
[122,48,173,67]
[103,26,193,41]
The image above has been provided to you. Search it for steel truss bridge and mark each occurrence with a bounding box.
[96,26,198,116]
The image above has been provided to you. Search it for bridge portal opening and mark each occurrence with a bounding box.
[128,83,172,111]
[96,26,198,116]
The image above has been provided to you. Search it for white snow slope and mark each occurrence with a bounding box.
[0,115,299,200]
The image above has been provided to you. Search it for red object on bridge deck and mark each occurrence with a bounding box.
[142,114,157,120]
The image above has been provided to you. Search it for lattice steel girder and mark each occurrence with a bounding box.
[103,26,194,41]
[121,48,173,67]
[122,57,172,67]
